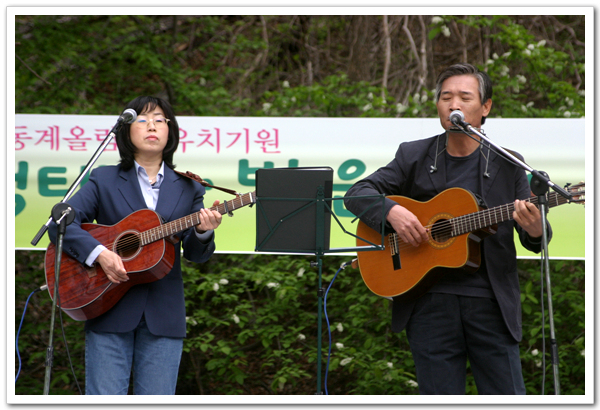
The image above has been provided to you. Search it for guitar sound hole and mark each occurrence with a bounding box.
[115,233,141,258]
[431,219,452,243]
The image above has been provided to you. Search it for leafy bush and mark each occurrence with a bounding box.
[14,251,584,395]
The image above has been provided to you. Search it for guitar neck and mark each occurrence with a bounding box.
[452,190,570,237]
[139,191,256,245]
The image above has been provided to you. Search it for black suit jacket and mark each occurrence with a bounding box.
[344,134,551,342]
[48,165,215,338]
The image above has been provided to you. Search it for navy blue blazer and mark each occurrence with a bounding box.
[48,164,216,338]
[344,134,551,342]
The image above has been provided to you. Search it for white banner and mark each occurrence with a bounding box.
[14,115,586,258]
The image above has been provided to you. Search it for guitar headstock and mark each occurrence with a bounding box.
[566,182,585,205]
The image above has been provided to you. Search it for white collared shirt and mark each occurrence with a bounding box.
[135,160,164,210]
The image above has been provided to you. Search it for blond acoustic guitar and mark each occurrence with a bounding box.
[355,183,584,301]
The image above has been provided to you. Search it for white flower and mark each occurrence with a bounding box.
[297,333,306,341]
[527,101,534,108]
[521,105,528,113]
[528,43,535,50]
[387,362,393,369]
[500,65,510,77]
[578,90,585,97]
[335,342,344,350]
[340,357,353,366]
[199,77,207,86]
[267,282,279,288]
[502,51,512,58]
[531,349,539,356]
[486,59,495,66]
[396,103,408,114]
[282,80,290,88]
[431,16,444,24]
[516,75,527,84]
[492,53,499,60]
[523,49,532,56]
[581,349,585,357]
[406,379,419,388]
[367,92,373,100]
[538,40,546,47]
[262,102,272,112]
[362,103,372,112]
[535,360,542,368]
[186,316,198,326]
[413,93,421,103]
[213,283,220,291]
[566,97,574,106]
[297,268,305,278]
[421,94,428,103]
[219,278,229,285]
[291,96,297,102]
[336,323,344,332]
[232,314,240,324]
[412,108,419,115]
[441,25,451,37]
[563,111,571,118]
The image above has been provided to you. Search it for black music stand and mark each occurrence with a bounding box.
[255,167,386,394]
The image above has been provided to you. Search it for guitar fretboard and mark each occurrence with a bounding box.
[451,190,570,237]
[139,191,256,245]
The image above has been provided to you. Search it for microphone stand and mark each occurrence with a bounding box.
[43,203,74,395]
[29,113,134,394]
[453,119,570,395]
[31,114,133,246]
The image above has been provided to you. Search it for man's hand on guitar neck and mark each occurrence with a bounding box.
[96,249,129,284]
[513,199,543,239]
[387,204,429,247]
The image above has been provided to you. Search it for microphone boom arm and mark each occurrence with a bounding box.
[30,116,128,245]
[455,122,572,201]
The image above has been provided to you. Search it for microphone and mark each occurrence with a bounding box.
[449,110,468,127]
[117,108,137,124]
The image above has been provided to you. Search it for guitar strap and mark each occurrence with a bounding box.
[174,170,239,196]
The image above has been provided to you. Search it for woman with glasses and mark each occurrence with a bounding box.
[49,96,222,394]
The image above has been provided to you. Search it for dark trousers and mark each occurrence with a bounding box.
[406,293,526,395]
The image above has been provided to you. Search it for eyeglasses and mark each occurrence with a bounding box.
[134,117,171,127]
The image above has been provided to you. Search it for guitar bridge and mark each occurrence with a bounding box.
[389,233,401,270]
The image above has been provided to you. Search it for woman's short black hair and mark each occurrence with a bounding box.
[116,96,179,170]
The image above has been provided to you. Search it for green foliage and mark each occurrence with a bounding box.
[14,251,585,395]
[15,15,585,119]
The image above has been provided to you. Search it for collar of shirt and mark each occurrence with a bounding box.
[135,161,165,189]
[135,161,164,210]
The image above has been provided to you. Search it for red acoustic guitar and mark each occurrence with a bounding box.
[45,191,256,321]
[355,183,584,301]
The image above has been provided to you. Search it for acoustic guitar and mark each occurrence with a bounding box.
[355,183,584,301]
[45,191,256,321]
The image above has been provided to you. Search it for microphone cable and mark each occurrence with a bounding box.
[15,284,83,395]
[15,285,46,383]
[323,260,353,395]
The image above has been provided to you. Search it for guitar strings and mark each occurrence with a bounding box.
[105,193,255,253]
[388,189,577,254]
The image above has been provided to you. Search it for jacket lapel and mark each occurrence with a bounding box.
[155,167,185,222]
[118,166,147,213]
[426,134,448,194]
[480,147,501,200]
